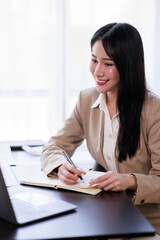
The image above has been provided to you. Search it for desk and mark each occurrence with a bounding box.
[0,145,155,240]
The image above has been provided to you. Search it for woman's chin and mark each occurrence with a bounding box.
[95,85,108,94]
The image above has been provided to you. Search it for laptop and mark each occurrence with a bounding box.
[0,165,77,225]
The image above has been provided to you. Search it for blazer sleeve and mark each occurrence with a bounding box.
[133,96,160,205]
[41,91,85,175]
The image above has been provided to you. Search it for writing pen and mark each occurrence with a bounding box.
[62,150,83,181]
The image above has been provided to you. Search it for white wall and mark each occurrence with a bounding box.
[0,0,159,141]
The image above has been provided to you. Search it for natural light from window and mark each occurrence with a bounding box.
[0,0,159,142]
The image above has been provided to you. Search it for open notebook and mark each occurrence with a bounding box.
[20,170,106,195]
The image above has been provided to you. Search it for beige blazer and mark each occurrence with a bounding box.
[41,87,160,233]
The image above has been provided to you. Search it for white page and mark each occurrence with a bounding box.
[21,170,105,189]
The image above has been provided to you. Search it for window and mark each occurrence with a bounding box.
[0,0,159,141]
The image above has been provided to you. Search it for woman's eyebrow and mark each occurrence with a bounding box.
[91,53,113,61]
[102,57,113,61]
[91,53,97,58]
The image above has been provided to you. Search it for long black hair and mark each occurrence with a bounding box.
[91,23,147,162]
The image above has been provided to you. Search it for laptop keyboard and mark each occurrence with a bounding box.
[11,198,51,221]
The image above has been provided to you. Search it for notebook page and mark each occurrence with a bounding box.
[56,170,106,188]
[20,170,106,194]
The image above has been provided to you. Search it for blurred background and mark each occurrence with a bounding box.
[0,0,159,142]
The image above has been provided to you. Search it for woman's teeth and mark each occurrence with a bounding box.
[97,79,109,83]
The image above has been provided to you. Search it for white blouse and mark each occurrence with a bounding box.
[92,93,119,172]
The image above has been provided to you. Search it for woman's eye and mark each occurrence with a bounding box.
[91,59,97,63]
[105,63,114,66]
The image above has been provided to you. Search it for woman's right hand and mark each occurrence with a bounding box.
[58,162,86,185]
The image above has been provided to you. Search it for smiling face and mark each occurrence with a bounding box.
[89,40,120,97]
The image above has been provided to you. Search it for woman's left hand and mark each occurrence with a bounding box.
[89,171,137,191]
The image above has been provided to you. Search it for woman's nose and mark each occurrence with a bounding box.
[94,63,104,77]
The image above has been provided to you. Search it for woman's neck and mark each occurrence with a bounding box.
[106,93,118,119]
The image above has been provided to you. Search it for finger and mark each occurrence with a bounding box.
[58,173,78,185]
[97,176,116,189]
[65,162,86,177]
[102,183,117,191]
[89,172,111,186]
[77,167,86,175]
[59,163,86,183]
[100,179,123,191]
[103,184,120,191]
[59,164,79,181]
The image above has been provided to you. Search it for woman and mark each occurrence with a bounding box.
[41,23,160,238]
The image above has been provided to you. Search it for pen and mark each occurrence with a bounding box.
[62,150,83,181]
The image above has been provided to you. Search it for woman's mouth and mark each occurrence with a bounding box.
[96,79,109,86]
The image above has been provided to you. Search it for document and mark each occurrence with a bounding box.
[20,170,106,195]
